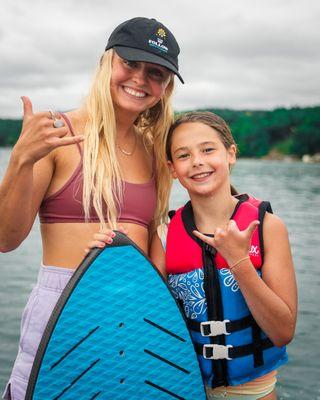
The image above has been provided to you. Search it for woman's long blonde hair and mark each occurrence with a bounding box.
[83,49,175,231]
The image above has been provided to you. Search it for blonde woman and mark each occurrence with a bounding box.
[0,17,183,399]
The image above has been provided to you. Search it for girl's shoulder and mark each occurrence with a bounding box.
[263,212,290,253]
[263,212,288,235]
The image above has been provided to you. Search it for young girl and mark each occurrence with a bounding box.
[0,17,183,399]
[154,111,297,399]
[94,111,297,399]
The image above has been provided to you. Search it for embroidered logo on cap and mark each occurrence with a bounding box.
[148,27,169,53]
[156,28,166,38]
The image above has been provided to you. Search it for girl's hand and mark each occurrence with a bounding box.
[12,97,84,166]
[84,225,129,254]
[193,220,259,266]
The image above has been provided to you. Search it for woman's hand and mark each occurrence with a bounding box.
[84,226,129,255]
[12,97,84,166]
[193,219,259,266]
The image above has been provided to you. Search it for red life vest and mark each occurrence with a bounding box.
[166,194,264,275]
[165,194,287,388]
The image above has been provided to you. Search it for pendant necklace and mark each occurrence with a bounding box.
[117,130,137,156]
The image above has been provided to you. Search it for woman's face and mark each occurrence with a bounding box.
[110,53,172,117]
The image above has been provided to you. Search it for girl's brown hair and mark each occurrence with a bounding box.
[166,111,237,160]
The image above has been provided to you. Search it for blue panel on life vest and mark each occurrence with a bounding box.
[217,269,288,385]
[26,232,206,399]
[168,266,288,387]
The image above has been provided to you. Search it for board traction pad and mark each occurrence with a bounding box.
[26,232,206,399]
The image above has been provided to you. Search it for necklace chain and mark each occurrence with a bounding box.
[117,130,137,156]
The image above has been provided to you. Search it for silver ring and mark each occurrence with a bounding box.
[53,119,65,128]
[49,109,56,120]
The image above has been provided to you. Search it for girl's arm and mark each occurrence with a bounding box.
[194,214,297,347]
[150,232,167,279]
[232,213,297,347]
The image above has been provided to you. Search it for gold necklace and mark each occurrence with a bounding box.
[117,130,137,156]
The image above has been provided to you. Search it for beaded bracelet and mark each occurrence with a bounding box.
[230,256,250,272]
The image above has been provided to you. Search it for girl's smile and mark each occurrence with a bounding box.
[190,171,214,181]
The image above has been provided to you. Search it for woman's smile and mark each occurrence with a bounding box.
[122,85,148,99]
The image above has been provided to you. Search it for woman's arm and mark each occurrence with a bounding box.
[0,97,84,252]
[0,153,54,251]
[83,227,167,277]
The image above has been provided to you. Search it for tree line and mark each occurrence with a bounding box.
[0,106,319,157]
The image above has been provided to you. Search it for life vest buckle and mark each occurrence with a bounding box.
[200,320,231,337]
[203,344,233,360]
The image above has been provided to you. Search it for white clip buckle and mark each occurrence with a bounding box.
[200,320,231,336]
[203,344,232,360]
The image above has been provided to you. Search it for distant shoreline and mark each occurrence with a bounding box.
[1,105,320,161]
[2,146,318,163]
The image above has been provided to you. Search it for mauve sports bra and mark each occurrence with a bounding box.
[38,114,157,228]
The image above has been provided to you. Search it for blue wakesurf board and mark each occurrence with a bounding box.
[26,232,206,399]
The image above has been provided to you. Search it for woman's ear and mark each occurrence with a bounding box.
[227,144,237,166]
[167,160,177,179]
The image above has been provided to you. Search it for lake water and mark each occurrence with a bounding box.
[0,147,319,399]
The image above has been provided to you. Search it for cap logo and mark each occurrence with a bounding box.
[156,28,166,39]
[148,26,169,53]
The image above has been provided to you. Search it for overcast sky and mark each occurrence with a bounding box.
[0,0,319,118]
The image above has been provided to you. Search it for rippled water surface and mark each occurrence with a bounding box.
[1,148,319,399]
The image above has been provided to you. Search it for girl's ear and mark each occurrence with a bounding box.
[167,160,178,179]
[227,144,237,166]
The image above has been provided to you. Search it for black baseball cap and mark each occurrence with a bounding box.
[105,17,184,83]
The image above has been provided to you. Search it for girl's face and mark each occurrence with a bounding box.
[168,122,236,197]
[110,53,172,117]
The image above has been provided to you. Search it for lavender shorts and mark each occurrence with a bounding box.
[2,264,74,400]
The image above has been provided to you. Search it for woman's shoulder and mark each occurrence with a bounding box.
[61,109,86,135]
[51,109,85,159]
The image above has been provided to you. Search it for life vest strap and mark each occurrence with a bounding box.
[195,338,274,361]
[252,319,264,367]
[186,315,255,337]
